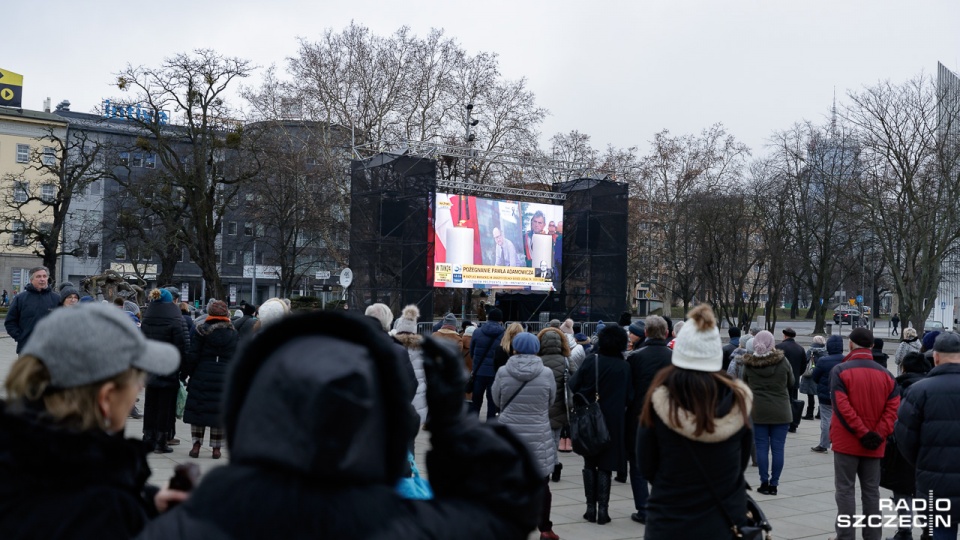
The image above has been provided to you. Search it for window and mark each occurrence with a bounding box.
[226,250,237,264]
[11,221,24,246]
[41,184,55,203]
[177,248,184,263]
[244,222,253,236]
[115,243,126,260]
[118,152,129,166]
[143,215,153,231]
[144,153,156,169]
[142,250,153,262]
[131,153,143,168]
[13,181,28,203]
[16,144,29,163]
[87,243,99,258]
[42,147,56,166]
[226,221,237,235]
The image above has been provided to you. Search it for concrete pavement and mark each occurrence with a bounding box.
[0,329,917,539]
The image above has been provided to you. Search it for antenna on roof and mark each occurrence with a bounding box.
[831,87,837,136]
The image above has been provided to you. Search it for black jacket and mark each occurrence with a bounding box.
[812,335,845,405]
[721,341,738,373]
[140,302,189,389]
[775,338,806,389]
[871,350,889,369]
[232,315,257,340]
[625,339,672,458]
[183,319,238,428]
[0,403,158,539]
[880,358,928,494]
[895,363,960,504]
[638,379,752,540]
[568,353,632,472]
[3,284,60,353]
[138,311,542,540]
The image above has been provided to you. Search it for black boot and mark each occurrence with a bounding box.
[596,470,612,524]
[551,462,562,483]
[582,469,597,522]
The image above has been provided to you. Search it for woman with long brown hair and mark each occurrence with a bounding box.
[637,305,754,539]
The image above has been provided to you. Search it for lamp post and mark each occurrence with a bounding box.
[251,238,257,304]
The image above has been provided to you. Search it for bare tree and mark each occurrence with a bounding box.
[0,126,111,282]
[845,74,960,330]
[112,49,261,299]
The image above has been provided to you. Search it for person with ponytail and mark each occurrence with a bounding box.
[140,288,190,453]
[637,305,754,539]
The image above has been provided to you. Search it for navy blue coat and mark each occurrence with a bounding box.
[811,335,844,405]
[3,284,60,353]
[470,323,505,378]
[895,363,960,503]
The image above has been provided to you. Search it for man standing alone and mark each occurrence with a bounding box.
[830,327,899,540]
[4,266,60,353]
[777,327,807,431]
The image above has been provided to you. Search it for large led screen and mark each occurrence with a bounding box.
[431,193,563,291]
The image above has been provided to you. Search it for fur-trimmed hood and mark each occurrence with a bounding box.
[742,348,786,371]
[393,332,423,350]
[196,319,236,337]
[649,379,753,443]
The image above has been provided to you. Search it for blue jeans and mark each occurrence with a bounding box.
[755,423,789,486]
[819,404,833,449]
[469,374,499,420]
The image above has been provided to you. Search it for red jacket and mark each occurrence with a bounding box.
[829,348,899,458]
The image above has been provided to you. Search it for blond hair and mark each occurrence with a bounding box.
[5,355,145,432]
[500,322,525,351]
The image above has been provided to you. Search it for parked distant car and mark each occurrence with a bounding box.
[834,307,868,326]
[923,320,945,332]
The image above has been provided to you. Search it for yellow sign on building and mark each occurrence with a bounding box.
[0,68,24,108]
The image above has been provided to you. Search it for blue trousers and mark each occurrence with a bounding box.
[755,423,789,486]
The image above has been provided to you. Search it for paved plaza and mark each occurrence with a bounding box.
[0,328,917,539]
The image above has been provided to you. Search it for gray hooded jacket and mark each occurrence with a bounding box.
[491,353,556,477]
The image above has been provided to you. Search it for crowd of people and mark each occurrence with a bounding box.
[1,267,958,540]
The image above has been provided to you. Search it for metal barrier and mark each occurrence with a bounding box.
[418,320,605,337]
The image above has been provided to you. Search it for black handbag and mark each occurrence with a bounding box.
[790,398,805,426]
[568,356,611,457]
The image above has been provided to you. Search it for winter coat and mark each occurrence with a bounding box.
[625,339,672,458]
[812,335,845,404]
[638,379,753,540]
[470,322,505,378]
[492,354,557,478]
[140,301,189,389]
[742,349,794,425]
[183,319,239,428]
[775,338,806,390]
[566,335,586,367]
[894,339,921,372]
[895,363,960,504]
[461,328,474,373]
[431,328,462,351]
[567,353,632,472]
[721,340,739,373]
[830,348,899,458]
[538,330,575,430]
[396,333,428,424]
[726,346,747,379]
[493,344,511,373]
[138,310,543,540]
[3,284,60,353]
[0,403,157,539]
[232,315,257,340]
[880,363,928,494]
[799,344,827,395]
[872,349,889,369]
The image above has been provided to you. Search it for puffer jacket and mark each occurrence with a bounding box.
[638,379,753,540]
[742,349,794,424]
[566,334,586,367]
[538,330,575,430]
[812,335,844,404]
[470,323,505,378]
[895,363,960,504]
[491,354,556,478]
[396,333,427,424]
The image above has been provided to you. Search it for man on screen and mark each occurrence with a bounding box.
[524,210,547,265]
[492,227,520,267]
[535,260,554,280]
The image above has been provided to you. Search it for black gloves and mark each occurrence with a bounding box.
[860,431,884,450]
[421,336,467,431]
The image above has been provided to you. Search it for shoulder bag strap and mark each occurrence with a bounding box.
[683,437,743,537]
[594,353,601,402]
[501,379,530,412]
[472,335,497,376]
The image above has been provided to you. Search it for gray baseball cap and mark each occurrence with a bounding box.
[934,332,960,353]
[21,303,180,388]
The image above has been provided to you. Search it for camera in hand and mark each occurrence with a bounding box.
[169,463,201,493]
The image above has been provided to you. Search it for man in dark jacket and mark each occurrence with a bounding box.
[4,266,60,353]
[810,335,844,453]
[776,327,807,431]
[829,327,899,540]
[469,309,505,420]
[138,311,544,540]
[232,301,258,339]
[895,332,960,538]
[624,315,672,525]
[722,327,741,372]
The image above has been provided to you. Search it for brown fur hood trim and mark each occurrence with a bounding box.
[742,348,786,368]
[650,379,753,443]
[394,332,423,350]
[197,320,236,336]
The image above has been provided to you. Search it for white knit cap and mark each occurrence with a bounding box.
[671,305,723,372]
[394,304,419,334]
[257,297,290,327]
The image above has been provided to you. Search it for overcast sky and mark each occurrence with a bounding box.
[6,0,959,156]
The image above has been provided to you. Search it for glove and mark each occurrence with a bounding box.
[421,336,467,431]
[860,431,884,450]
